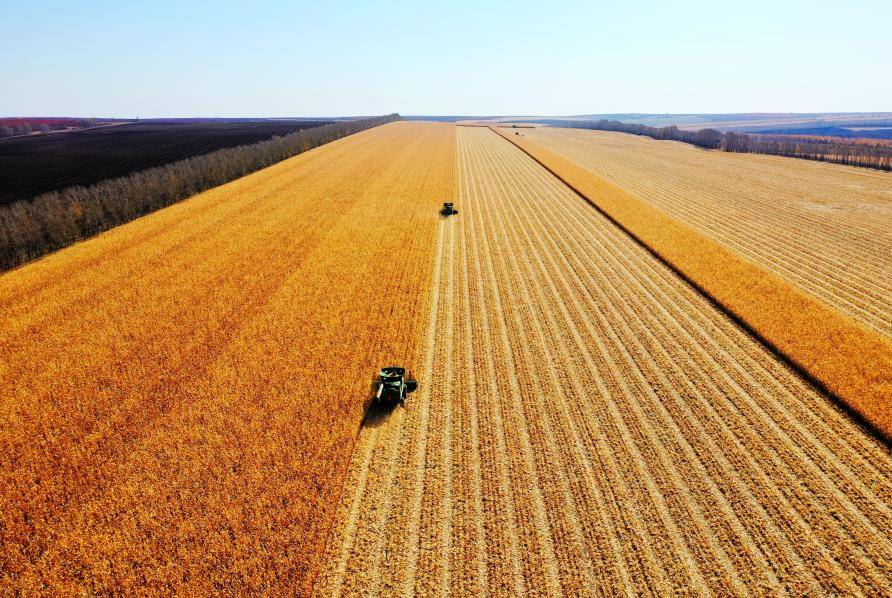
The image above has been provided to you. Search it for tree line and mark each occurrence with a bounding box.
[0,122,43,137]
[0,118,97,138]
[0,114,400,272]
[555,119,892,171]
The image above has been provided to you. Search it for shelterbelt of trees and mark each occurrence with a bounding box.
[0,114,400,272]
[0,118,97,137]
[552,119,892,171]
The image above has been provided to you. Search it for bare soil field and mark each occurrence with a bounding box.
[316,126,892,596]
[523,127,892,338]
[0,121,453,594]
[0,119,331,202]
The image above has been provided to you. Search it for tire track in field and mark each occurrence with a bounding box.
[316,126,892,596]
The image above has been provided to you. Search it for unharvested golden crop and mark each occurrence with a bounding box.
[494,126,892,441]
[0,121,454,594]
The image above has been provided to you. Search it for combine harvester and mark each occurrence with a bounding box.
[372,366,417,407]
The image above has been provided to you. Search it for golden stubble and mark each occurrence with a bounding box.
[496,125,892,440]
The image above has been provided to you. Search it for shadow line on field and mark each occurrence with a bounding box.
[361,401,399,429]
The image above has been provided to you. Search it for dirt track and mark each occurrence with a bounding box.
[316,126,892,596]
[524,127,892,338]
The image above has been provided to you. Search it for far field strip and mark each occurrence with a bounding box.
[0,122,454,594]
[524,126,892,337]
[316,125,892,596]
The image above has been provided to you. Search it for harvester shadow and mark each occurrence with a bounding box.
[361,401,399,429]
[361,375,399,429]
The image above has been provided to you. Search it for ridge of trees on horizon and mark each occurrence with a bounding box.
[0,114,400,272]
[0,118,98,138]
[555,119,892,172]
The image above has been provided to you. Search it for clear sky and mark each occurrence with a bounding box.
[4,0,890,117]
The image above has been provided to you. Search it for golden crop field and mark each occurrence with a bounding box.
[316,126,892,596]
[0,121,454,594]
[523,126,892,338]
[2,120,890,597]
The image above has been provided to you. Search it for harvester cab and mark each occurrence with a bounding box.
[373,366,417,407]
[441,202,458,216]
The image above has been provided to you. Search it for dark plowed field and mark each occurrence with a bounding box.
[0,120,330,203]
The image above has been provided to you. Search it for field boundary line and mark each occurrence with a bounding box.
[488,126,892,443]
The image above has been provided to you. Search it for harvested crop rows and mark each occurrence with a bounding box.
[524,127,892,338]
[0,121,454,594]
[317,126,892,596]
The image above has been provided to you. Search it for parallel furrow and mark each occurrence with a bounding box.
[528,127,892,336]
[315,126,892,598]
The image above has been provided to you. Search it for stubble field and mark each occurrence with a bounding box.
[316,126,892,596]
[522,126,892,337]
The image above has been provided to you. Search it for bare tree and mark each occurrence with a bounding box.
[557,119,891,171]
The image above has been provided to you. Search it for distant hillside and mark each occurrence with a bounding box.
[481,113,892,133]
[403,115,485,122]
[0,117,128,138]
[754,126,892,140]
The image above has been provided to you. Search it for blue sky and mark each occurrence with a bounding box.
[3,0,890,117]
